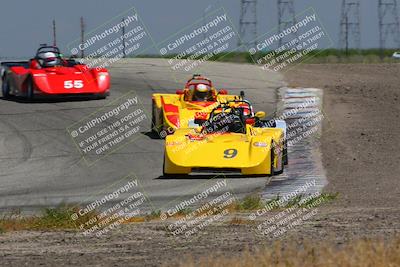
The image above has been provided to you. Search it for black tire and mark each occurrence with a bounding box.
[271,142,284,175]
[97,94,107,100]
[151,100,157,134]
[26,76,34,101]
[270,145,275,176]
[274,154,284,175]
[283,141,288,165]
[2,76,10,98]
[162,155,167,176]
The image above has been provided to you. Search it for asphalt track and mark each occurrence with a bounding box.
[0,58,292,213]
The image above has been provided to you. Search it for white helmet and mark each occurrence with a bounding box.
[196,84,208,92]
[39,52,60,67]
[193,84,210,101]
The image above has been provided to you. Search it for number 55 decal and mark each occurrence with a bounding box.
[64,80,84,89]
[223,149,238,158]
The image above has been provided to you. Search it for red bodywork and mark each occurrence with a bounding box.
[7,63,110,96]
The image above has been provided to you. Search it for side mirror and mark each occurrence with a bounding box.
[255,111,266,119]
[240,91,245,98]
[176,90,184,95]
[219,89,228,95]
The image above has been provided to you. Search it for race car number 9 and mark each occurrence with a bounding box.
[64,80,84,89]
[224,149,238,159]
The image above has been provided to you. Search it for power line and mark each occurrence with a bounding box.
[122,18,126,58]
[52,19,57,47]
[277,0,297,48]
[378,0,400,58]
[339,0,361,53]
[80,17,85,58]
[238,0,258,48]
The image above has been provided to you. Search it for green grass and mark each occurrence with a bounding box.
[0,193,337,233]
[235,195,265,210]
[0,205,97,233]
[234,192,337,211]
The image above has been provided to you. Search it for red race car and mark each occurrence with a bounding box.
[1,46,110,100]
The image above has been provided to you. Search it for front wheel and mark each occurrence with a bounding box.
[26,77,34,101]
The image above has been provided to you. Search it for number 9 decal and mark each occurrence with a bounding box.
[223,149,238,159]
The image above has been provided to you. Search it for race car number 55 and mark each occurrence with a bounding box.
[64,80,84,89]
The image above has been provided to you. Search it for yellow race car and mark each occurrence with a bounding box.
[151,74,242,136]
[163,100,287,177]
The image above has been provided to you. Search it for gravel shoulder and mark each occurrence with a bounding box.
[285,63,400,209]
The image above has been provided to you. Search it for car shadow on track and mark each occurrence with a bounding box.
[142,131,162,140]
[155,174,269,180]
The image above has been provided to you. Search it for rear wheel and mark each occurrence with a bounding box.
[270,146,275,176]
[271,142,284,175]
[283,140,288,165]
[152,101,165,138]
[2,76,10,98]
[274,154,284,175]
[151,100,157,133]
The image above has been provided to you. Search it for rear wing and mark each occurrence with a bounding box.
[1,61,29,79]
[1,61,29,68]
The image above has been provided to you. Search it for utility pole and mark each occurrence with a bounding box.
[238,0,258,49]
[122,18,126,58]
[80,17,85,58]
[277,0,297,48]
[52,19,57,47]
[339,0,361,53]
[378,0,400,59]
[345,16,349,55]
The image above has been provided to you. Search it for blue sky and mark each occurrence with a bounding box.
[0,0,393,57]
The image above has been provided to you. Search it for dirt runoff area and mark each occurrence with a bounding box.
[1,63,400,266]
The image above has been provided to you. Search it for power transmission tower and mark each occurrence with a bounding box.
[339,0,361,54]
[238,0,258,48]
[277,0,297,48]
[80,17,85,58]
[52,19,57,47]
[122,18,126,58]
[378,0,400,58]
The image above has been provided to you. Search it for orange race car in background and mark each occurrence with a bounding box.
[151,74,242,136]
